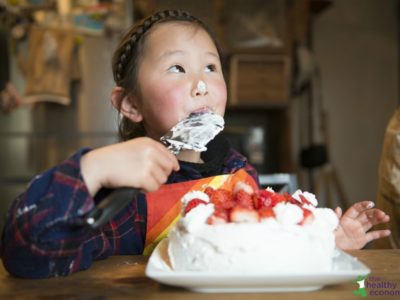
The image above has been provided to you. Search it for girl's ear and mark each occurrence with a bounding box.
[111,87,143,123]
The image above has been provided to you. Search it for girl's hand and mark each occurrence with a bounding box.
[81,137,180,196]
[334,201,391,250]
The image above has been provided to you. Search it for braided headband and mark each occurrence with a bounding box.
[114,10,199,82]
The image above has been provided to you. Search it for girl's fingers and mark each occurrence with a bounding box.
[154,143,180,172]
[356,209,390,231]
[335,207,343,219]
[144,173,172,193]
[158,155,179,175]
[146,165,170,192]
[153,156,180,182]
[343,201,375,219]
[141,177,160,193]
[347,211,390,233]
[365,229,391,244]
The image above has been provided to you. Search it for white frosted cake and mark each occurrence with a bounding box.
[167,183,339,273]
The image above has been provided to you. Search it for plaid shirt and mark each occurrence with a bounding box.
[1,146,258,278]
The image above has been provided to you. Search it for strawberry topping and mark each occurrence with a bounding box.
[230,207,259,223]
[235,190,253,208]
[184,183,315,225]
[184,199,208,214]
[258,207,275,219]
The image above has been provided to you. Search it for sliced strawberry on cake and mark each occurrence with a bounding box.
[210,188,235,209]
[258,207,275,220]
[234,190,254,208]
[230,206,259,223]
[184,199,208,214]
[207,208,229,224]
[300,207,314,225]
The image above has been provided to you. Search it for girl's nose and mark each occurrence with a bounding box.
[192,80,208,97]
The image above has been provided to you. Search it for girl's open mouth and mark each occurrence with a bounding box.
[189,107,212,116]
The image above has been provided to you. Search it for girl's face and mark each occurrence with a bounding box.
[135,22,227,140]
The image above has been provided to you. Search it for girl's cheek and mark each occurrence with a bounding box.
[150,83,181,108]
[214,80,227,113]
[155,87,185,122]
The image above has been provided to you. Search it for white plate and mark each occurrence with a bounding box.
[145,239,370,293]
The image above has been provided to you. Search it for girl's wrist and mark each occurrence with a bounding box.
[81,151,102,196]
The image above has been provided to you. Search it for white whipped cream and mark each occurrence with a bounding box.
[160,110,224,154]
[312,208,339,231]
[233,181,254,194]
[179,203,215,233]
[168,220,336,273]
[273,202,304,226]
[197,81,207,93]
[181,191,210,213]
[292,189,318,206]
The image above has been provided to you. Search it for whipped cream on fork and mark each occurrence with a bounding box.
[160,110,224,155]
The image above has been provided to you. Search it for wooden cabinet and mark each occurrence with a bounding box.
[229,54,291,107]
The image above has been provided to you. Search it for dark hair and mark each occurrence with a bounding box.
[112,10,224,141]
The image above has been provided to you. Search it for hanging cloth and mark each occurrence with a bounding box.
[0,27,9,91]
[24,25,76,105]
[0,26,22,113]
[143,169,258,255]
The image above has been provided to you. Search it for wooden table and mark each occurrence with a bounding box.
[0,250,399,300]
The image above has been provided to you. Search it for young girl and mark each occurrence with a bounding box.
[1,10,390,278]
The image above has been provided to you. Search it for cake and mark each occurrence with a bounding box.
[166,182,339,273]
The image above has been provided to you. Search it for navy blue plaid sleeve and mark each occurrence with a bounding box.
[1,148,146,278]
[223,148,260,186]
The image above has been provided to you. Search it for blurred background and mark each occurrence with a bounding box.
[0,0,398,232]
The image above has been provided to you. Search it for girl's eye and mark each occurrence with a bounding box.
[168,65,185,73]
[205,64,217,73]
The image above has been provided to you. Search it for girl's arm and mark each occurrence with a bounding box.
[1,138,179,278]
[0,149,144,278]
[1,149,114,278]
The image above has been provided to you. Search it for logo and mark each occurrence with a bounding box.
[353,275,368,298]
[353,275,400,297]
